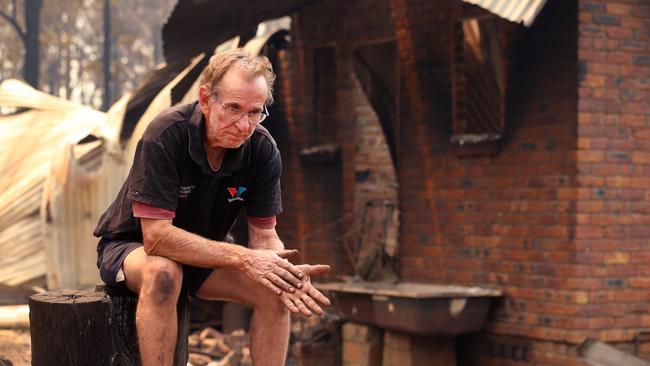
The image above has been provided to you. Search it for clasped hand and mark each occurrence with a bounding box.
[242,249,331,317]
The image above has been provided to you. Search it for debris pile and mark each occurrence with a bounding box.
[187,309,342,366]
[188,327,251,366]
[0,329,31,366]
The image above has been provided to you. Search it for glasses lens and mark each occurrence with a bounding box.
[225,106,241,119]
[219,98,268,125]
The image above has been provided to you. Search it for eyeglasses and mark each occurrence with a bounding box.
[210,94,269,125]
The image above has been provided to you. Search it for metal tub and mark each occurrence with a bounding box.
[316,282,502,336]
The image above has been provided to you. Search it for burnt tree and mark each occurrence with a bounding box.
[0,0,43,87]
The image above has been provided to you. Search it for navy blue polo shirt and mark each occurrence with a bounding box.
[93,101,283,245]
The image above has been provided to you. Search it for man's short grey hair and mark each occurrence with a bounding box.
[200,48,276,106]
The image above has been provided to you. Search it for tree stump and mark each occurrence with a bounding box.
[29,287,189,366]
[29,291,117,365]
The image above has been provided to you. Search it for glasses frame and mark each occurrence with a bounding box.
[209,93,270,126]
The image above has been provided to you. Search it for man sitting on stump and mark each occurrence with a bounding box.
[94,48,331,366]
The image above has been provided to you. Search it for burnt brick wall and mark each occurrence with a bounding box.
[273,34,347,270]
[389,0,587,364]
[272,46,312,261]
[575,0,650,351]
[391,0,579,329]
[277,0,649,364]
[388,0,463,283]
[388,0,650,363]
[277,0,396,274]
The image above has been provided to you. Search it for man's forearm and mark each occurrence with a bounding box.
[144,222,248,269]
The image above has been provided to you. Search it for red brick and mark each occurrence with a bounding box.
[621,114,646,125]
[588,317,615,329]
[605,51,633,64]
[577,150,605,162]
[603,252,630,264]
[599,329,636,342]
[591,62,620,75]
[605,27,634,39]
[581,74,607,87]
[630,277,650,288]
[592,38,620,51]
[606,3,632,16]
[621,16,647,30]
[565,278,602,290]
[577,201,605,212]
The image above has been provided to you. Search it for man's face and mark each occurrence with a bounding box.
[199,68,269,150]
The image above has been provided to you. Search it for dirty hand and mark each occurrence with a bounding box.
[279,264,331,317]
[241,248,305,295]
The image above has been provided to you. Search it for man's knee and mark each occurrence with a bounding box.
[141,258,182,305]
[254,290,289,317]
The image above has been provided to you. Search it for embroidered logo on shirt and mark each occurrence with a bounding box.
[227,187,247,202]
[179,185,196,199]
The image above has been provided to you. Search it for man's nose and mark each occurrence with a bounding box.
[233,114,251,130]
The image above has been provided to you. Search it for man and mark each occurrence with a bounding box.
[94,48,331,366]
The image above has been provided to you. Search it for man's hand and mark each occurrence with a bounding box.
[241,248,306,295]
[279,264,331,317]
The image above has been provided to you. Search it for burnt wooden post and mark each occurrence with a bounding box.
[29,291,117,365]
[29,287,189,366]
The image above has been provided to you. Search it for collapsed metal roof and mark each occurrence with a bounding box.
[462,0,548,27]
[0,80,108,286]
[161,0,311,66]
[121,0,316,143]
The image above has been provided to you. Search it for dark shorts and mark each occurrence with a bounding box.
[96,238,214,295]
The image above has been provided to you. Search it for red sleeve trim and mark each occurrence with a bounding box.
[248,216,276,229]
[132,200,176,220]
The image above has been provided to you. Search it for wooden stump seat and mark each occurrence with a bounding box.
[29,285,189,366]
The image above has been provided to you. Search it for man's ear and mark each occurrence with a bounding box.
[198,85,211,111]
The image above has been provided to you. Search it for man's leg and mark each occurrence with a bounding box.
[122,247,183,366]
[195,268,290,366]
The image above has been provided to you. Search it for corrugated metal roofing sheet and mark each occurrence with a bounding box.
[462,0,548,27]
[0,80,107,287]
